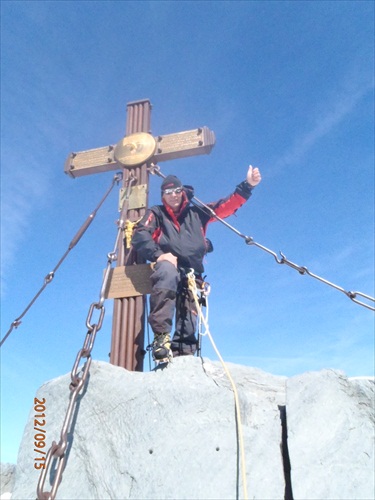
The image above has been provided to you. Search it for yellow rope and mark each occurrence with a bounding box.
[186,271,249,500]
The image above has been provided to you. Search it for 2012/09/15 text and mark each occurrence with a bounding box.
[33,397,46,470]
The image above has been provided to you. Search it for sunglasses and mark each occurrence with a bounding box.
[163,187,183,195]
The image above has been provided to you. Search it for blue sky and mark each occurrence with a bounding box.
[1,1,374,465]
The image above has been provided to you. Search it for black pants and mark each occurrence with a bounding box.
[149,261,198,355]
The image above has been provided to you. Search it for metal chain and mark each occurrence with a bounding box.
[36,173,137,500]
[0,172,123,348]
[148,163,374,312]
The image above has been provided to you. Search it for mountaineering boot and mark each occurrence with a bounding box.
[152,332,172,362]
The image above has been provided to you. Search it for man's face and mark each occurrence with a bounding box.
[162,187,183,213]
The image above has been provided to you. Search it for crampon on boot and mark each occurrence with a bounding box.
[151,332,172,365]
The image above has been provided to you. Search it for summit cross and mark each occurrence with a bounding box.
[65,99,215,371]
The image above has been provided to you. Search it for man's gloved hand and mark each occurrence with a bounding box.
[205,238,214,253]
[157,252,178,268]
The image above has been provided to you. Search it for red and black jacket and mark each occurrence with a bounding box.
[131,180,254,274]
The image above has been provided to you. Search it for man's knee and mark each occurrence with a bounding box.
[151,260,180,291]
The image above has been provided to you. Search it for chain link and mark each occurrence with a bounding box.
[1,172,123,348]
[149,163,374,312]
[36,174,136,500]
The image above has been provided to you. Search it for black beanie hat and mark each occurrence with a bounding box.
[161,175,183,192]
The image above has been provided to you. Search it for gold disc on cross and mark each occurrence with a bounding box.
[114,132,156,167]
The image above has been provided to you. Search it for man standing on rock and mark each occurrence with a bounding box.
[131,165,262,362]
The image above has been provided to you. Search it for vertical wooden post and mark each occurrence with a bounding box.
[109,99,152,371]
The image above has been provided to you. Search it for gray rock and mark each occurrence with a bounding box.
[0,463,15,499]
[10,359,374,500]
[12,357,286,499]
[286,369,375,500]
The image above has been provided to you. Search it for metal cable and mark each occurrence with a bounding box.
[1,172,123,348]
[148,163,374,312]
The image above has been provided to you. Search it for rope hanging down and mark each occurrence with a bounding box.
[186,271,249,500]
[36,173,137,500]
[148,164,375,312]
[0,172,123,348]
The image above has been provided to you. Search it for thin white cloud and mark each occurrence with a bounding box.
[0,166,50,297]
[272,70,374,172]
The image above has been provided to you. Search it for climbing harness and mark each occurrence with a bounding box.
[192,274,211,357]
[36,174,137,500]
[145,269,209,367]
[148,163,375,312]
[0,172,123,348]
[186,270,249,500]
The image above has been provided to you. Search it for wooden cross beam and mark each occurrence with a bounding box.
[65,99,215,371]
[64,123,215,179]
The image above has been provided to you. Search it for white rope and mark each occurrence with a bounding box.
[187,271,249,500]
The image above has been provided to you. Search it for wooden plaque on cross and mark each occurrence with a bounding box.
[65,99,215,371]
